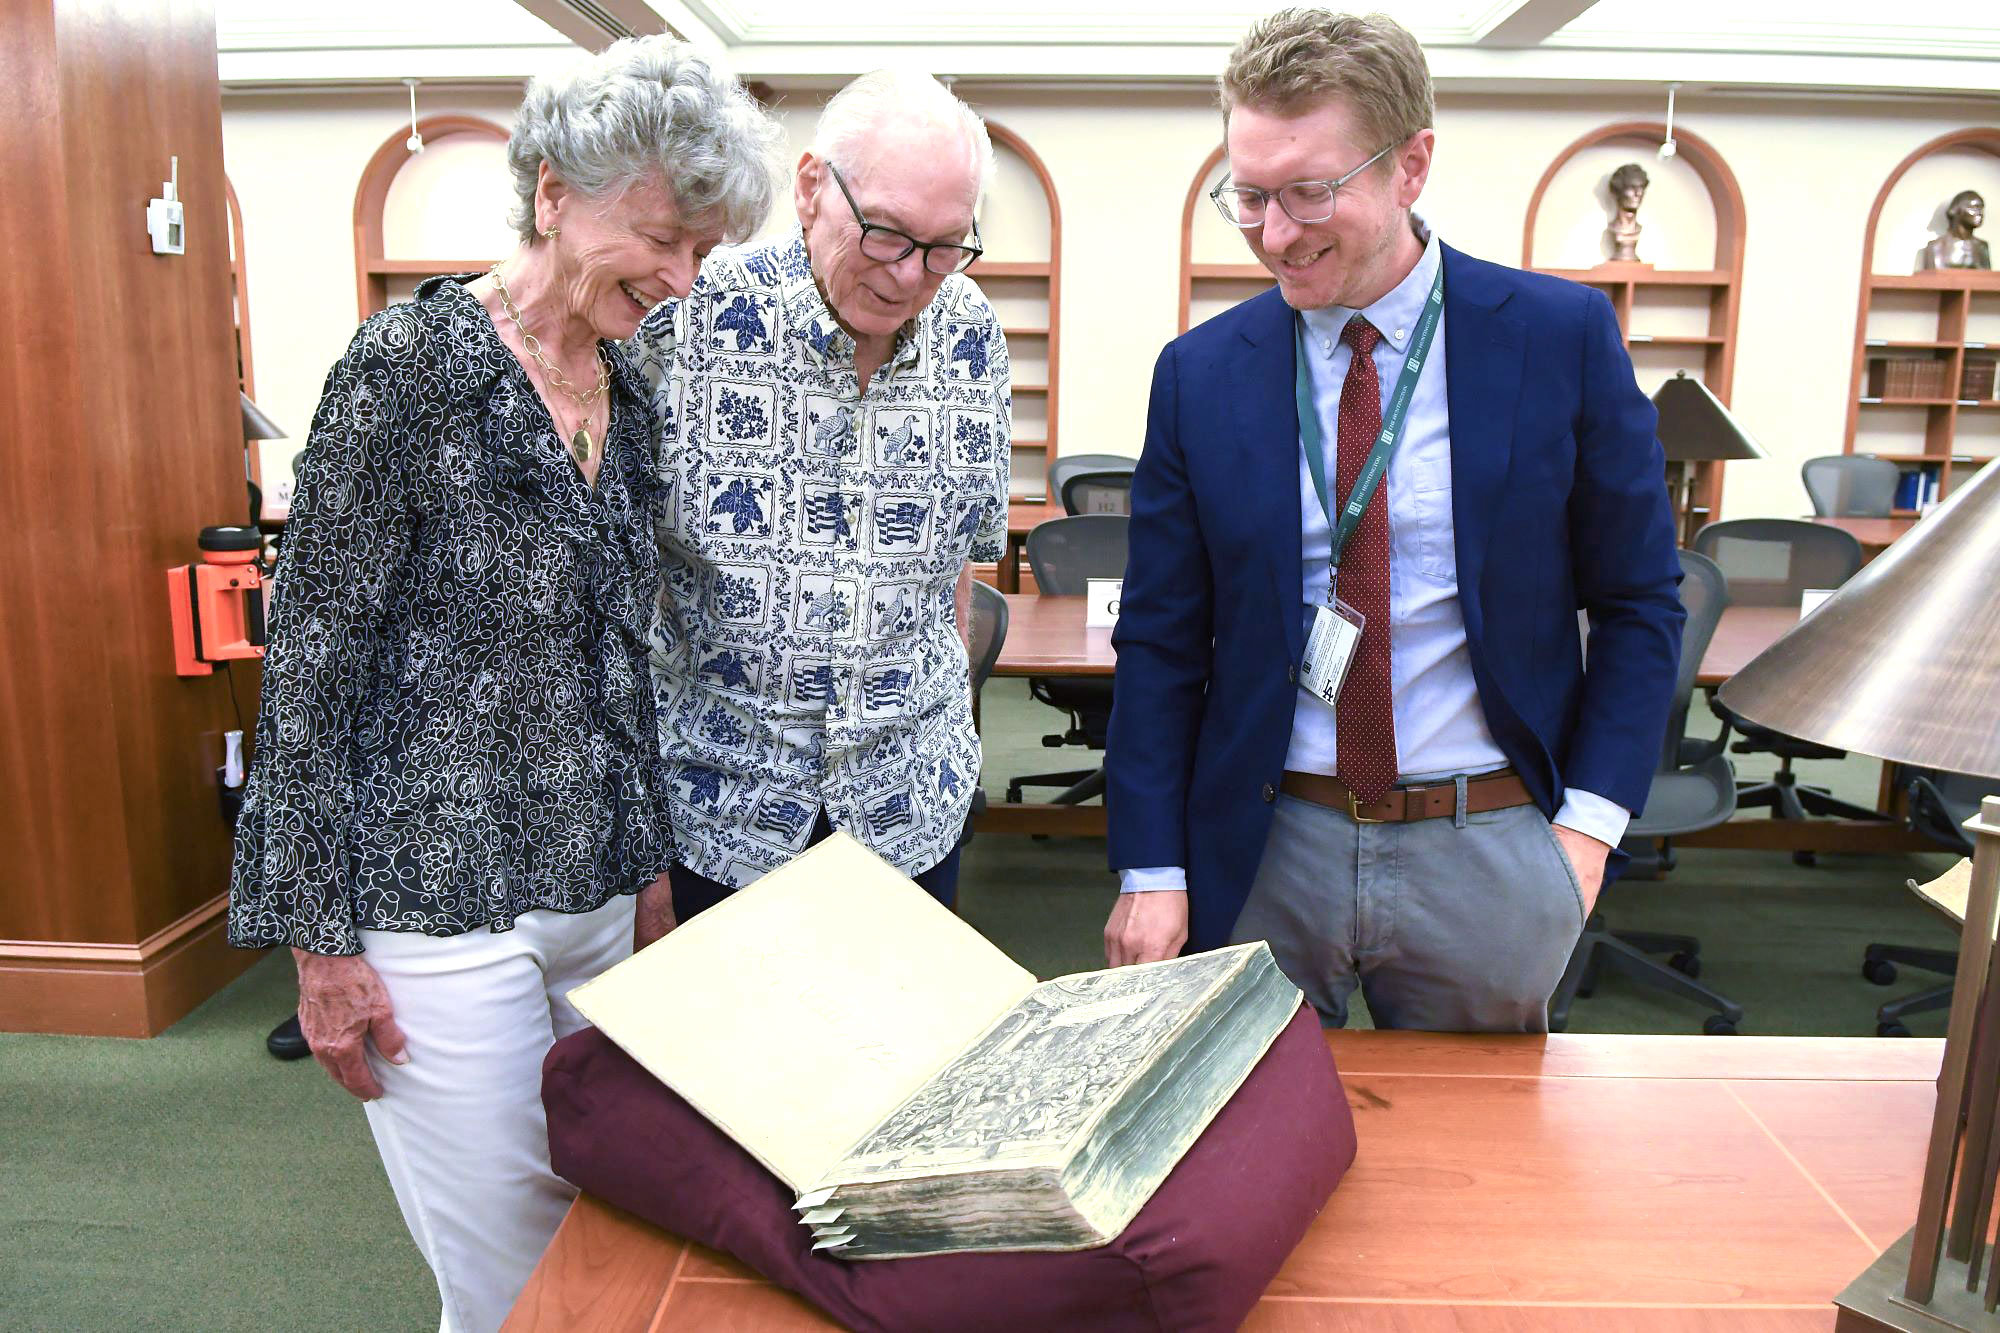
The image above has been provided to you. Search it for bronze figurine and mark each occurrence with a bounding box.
[1607,162,1649,263]
[1921,190,1990,271]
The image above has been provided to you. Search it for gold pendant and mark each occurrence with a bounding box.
[571,427,593,465]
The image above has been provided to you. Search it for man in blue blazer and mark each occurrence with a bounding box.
[1103,8,1683,1031]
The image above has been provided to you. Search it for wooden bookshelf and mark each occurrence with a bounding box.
[1844,129,2000,513]
[1524,122,1746,546]
[1179,143,1274,333]
[352,115,509,318]
[978,122,1062,502]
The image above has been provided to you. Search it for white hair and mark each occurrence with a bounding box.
[811,69,994,206]
[507,36,783,243]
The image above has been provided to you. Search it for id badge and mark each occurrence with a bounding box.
[1300,594,1365,706]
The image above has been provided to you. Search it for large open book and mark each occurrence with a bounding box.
[568,832,1302,1260]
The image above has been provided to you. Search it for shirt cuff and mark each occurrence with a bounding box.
[1119,866,1188,894]
[1554,788,1631,849]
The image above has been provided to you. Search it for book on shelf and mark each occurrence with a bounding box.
[1892,463,1942,512]
[1867,356,1951,401]
[568,833,1304,1261]
[1964,353,1998,402]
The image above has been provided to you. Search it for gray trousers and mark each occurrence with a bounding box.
[1227,793,1586,1032]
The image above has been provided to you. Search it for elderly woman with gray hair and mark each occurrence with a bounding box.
[227,37,778,1331]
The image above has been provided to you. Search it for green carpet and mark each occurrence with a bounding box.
[0,679,1964,1330]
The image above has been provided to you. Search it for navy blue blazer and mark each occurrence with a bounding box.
[1105,243,1685,953]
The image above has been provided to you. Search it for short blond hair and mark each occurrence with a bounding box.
[1220,9,1433,153]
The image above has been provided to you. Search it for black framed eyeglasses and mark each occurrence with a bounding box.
[827,162,983,275]
[1210,142,1396,227]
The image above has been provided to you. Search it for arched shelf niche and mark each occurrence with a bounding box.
[1178,142,1272,334]
[352,114,511,318]
[1843,128,2000,513]
[1524,122,1746,542]
[975,120,1063,498]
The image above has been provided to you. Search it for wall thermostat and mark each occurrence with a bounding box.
[147,156,185,256]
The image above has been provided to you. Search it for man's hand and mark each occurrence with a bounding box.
[293,949,406,1101]
[1104,891,1189,968]
[635,871,677,950]
[1550,824,1612,917]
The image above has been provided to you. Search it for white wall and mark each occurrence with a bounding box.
[224,84,2000,519]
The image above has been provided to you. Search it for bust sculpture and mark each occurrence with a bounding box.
[1606,162,1649,263]
[1921,190,1991,271]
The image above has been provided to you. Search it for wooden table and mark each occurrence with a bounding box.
[505,1031,1942,1332]
[997,499,1064,593]
[1809,515,1916,564]
[991,594,1113,677]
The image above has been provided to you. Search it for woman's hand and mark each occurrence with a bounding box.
[635,871,678,950]
[292,949,406,1100]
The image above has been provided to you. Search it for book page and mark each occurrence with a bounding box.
[568,832,1037,1191]
[824,947,1251,1182]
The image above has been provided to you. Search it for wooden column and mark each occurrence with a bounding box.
[0,0,262,1035]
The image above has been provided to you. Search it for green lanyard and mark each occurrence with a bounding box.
[1295,263,1445,571]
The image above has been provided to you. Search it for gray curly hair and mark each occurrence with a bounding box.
[507,36,781,243]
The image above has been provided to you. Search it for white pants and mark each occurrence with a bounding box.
[359,898,635,1333]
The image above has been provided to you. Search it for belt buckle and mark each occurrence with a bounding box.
[1346,789,1386,824]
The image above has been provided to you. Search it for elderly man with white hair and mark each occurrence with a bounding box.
[630,70,1011,922]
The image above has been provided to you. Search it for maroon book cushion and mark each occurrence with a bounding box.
[542,1003,1355,1333]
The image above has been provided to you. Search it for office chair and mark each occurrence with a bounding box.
[1802,455,1900,518]
[1006,515,1128,807]
[959,580,1010,850]
[1550,550,1746,1036]
[1864,769,2000,1035]
[1047,454,1135,514]
[1692,519,1878,866]
[1060,469,1135,516]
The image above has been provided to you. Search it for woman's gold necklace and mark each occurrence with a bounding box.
[489,264,609,467]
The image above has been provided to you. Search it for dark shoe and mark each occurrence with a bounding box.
[266,1013,310,1061]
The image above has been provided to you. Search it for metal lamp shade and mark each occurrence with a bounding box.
[240,393,286,441]
[1717,455,2000,779]
[1652,371,1767,462]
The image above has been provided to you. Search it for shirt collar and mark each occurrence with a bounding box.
[1298,215,1439,359]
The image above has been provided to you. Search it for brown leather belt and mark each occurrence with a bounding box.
[1280,769,1533,824]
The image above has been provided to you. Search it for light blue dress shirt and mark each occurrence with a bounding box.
[1122,225,1629,894]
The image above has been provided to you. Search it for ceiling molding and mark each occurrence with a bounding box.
[1473,0,1604,47]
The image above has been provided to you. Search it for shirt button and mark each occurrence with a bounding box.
[1320,338,1332,354]
[1262,782,1276,803]
[1395,328,1407,340]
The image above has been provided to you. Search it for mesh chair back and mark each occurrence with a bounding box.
[1802,455,1900,518]
[1692,518,1862,607]
[1661,550,1728,771]
[1047,454,1136,509]
[1061,469,1134,516]
[968,579,1009,688]
[1027,514,1129,594]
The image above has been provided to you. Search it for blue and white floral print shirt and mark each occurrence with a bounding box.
[628,228,1011,886]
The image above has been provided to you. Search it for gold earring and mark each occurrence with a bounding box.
[543,226,559,240]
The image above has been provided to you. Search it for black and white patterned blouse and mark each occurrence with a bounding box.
[229,276,673,956]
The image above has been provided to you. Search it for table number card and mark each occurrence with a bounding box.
[1086,578,1123,627]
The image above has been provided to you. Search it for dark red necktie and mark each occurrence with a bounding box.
[1334,316,1398,805]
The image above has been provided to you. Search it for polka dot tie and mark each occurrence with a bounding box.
[1334,315,1398,806]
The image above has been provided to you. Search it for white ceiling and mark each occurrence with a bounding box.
[215,0,2000,99]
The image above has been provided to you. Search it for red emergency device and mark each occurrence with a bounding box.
[169,526,267,676]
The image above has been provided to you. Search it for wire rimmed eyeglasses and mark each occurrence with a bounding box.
[1209,142,1395,227]
[828,163,983,275]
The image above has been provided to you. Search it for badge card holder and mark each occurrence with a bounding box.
[1301,585,1365,707]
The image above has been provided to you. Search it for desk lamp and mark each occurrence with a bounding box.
[1652,371,1766,545]
[240,392,286,528]
[1718,456,2000,1331]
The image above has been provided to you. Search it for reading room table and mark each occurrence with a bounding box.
[505,1030,1940,1332]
